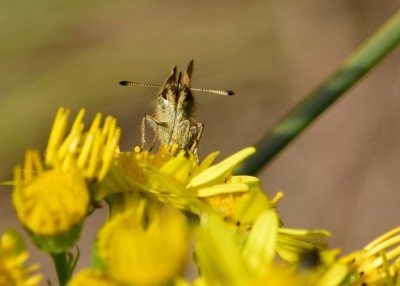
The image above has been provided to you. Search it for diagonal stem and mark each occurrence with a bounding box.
[234,10,400,175]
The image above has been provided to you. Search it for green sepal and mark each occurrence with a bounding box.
[28,222,83,254]
[341,272,360,285]
[87,182,102,215]
[3,227,27,255]
[91,239,107,271]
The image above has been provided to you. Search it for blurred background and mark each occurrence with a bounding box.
[1,0,400,283]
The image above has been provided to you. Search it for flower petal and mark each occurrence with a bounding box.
[188,147,255,188]
[242,210,279,276]
[196,183,248,197]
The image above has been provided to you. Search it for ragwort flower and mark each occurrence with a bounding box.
[12,108,120,252]
[67,269,117,286]
[340,226,400,285]
[195,210,346,286]
[45,107,120,185]
[13,150,88,238]
[105,145,337,283]
[69,203,189,286]
[194,209,299,286]
[0,228,42,286]
[103,145,259,217]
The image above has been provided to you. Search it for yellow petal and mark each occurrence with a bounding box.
[45,108,71,165]
[315,263,348,286]
[234,189,270,224]
[159,156,194,185]
[278,228,331,239]
[188,147,255,188]
[195,214,249,285]
[228,175,261,190]
[196,183,248,197]
[276,236,315,263]
[190,150,220,178]
[13,153,89,236]
[68,269,117,286]
[365,227,400,251]
[144,166,208,214]
[243,210,278,276]
[97,207,188,286]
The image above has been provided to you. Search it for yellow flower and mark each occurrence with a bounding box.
[194,209,291,285]
[195,210,346,286]
[46,107,120,183]
[105,145,334,268]
[13,150,88,237]
[276,227,332,263]
[96,204,189,286]
[201,175,264,225]
[294,248,348,286]
[340,226,400,285]
[103,145,259,217]
[68,269,117,286]
[69,269,191,286]
[0,228,42,286]
[12,108,121,240]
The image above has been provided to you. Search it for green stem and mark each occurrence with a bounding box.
[235,10,400,175]
[51,252,71,286]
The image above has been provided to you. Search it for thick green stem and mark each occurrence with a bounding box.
[51,252,71,286]
[235,10,400,175]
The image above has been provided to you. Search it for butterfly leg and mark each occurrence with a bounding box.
[142,114,166,151]
[177,120,202,151]
[189,122,204,154]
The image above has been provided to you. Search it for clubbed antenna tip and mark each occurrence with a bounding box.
[119,81,130,86]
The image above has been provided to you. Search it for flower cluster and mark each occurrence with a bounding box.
[0,228,42,286]
[12,108,120,255]
[340,227,400,285]
[2,107,399,286]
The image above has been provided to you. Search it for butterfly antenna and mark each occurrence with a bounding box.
[119,81,234,96]
[190,87,234,96]
[119,81,161,88]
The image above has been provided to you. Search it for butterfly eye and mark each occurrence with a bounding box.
[161,89,168,99]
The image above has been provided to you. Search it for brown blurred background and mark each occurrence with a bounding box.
[1,0,400,283]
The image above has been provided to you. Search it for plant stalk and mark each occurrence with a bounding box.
[234,10,400,175]
[51,252,71,286]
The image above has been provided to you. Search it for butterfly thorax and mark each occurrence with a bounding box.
[119,60,232,156]
[153,72,196,149]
